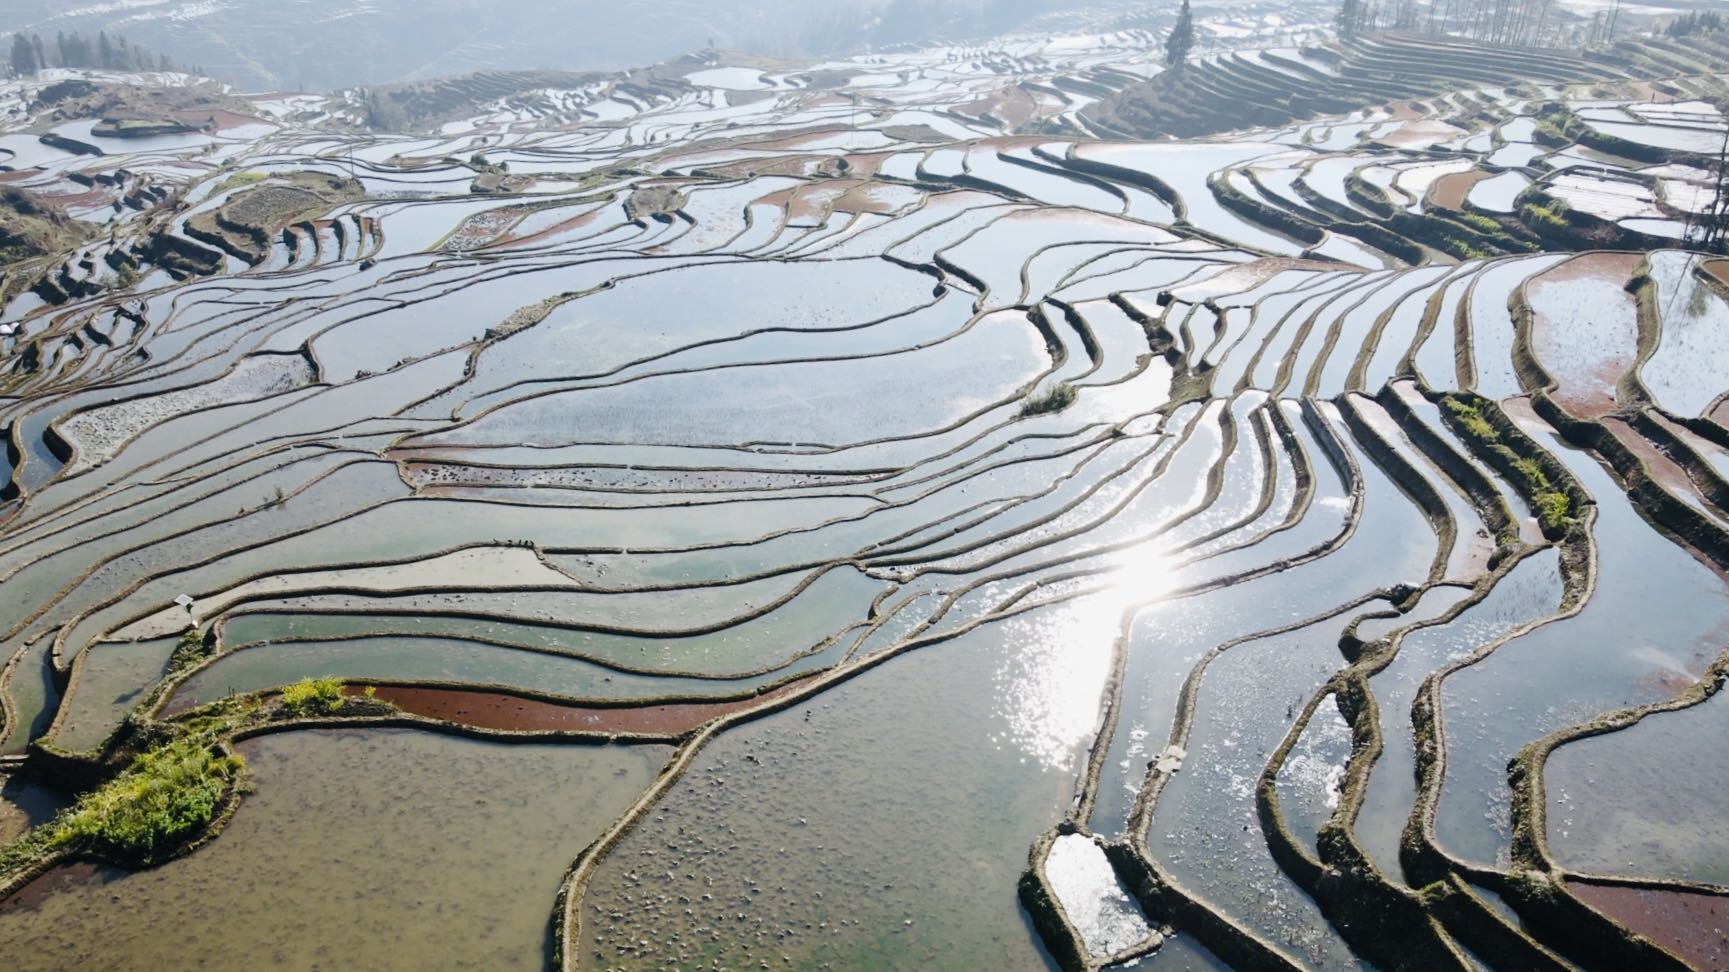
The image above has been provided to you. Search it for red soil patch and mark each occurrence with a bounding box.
[837,152,890,178]
[835,181,921,215]
[1569,880,1729,971]
[356,682,804,735]
[1430,170,1488,212]
[957,89,1038,129]
[785,180,856,224]
[1604,417,1705,504]
[1527,253,1640,419]
[501,205,606,248]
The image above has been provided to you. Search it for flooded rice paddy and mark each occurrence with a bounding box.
[1,14,1728,972]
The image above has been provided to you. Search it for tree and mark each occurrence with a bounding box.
[98,30,113,69]
[362,89,408,131]
[1694,101,1729,254]
[1165,0,1194,69]
[31,34,47,70]
[10,34,36,76]
[1337,0,1362,38]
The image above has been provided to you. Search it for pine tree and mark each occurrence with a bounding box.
[31,34,47,70]
[10,34,36,76]
[98,31,114,70]
[1165,0,1195,69]
[1337,0,1362,38]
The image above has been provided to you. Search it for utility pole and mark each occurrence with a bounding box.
[1701,113,1729,254]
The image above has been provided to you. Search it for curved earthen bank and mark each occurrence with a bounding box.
[352,682,807,735]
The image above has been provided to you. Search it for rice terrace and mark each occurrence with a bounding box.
[1,0,1729,968]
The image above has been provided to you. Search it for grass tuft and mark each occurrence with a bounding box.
[1019,382,1077,417]
[215,170,267,193]
[1444,397,1498,442]
[279,676,346,716]
[169,627,211,671]
[1444,396,1572,531]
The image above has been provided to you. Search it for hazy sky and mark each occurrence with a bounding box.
[0,0,1084,89]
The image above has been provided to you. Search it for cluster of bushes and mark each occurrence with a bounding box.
[1020,382,1077,416]
[168,627,212,671]
[465,152,508,175]
[0,727,244,873]
[279,676,349,716]
[8,30,182,78]
[1666,11,1726,38]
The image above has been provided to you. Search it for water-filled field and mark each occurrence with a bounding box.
[1,16,1728,972]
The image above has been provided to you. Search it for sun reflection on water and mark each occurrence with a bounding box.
[991,545,1177,772]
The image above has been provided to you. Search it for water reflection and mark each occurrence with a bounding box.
[993,546,1175,771]
[1046,832,1155,957]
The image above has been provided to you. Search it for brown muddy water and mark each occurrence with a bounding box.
[0,729,668,970]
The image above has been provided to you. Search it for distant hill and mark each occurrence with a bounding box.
[0,0,869,90]
[0,0,1096,91]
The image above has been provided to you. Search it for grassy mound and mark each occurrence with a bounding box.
[0,730,243,873]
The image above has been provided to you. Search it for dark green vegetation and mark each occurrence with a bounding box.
[1020,381,1078,416]
[7,29,182,76]
[22,732,241,865]
[1165,0,1195,69]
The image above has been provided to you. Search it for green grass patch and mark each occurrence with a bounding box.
[1534,490,1571,530]
[1020,382,1077,417]
[215,170,268,193]
[1456,212,1503,235]
[0,673,395,879]
[0,730,245,872]
[1444,397,1499,442]
[53,733,243,864]
[1444,396,1573,531]
[168,627,211,671]
[279,676,346,716]
[1520,203,1569,234]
